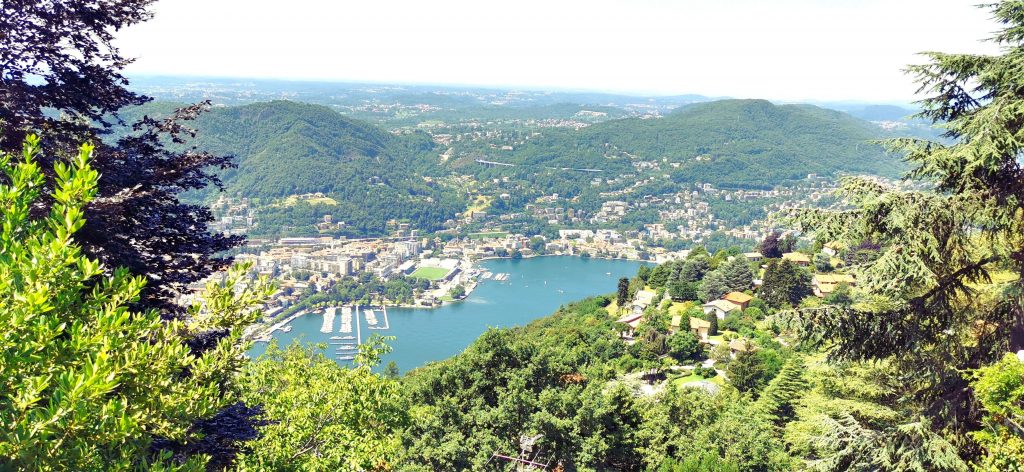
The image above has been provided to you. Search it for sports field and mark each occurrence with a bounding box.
[410,266,450,280]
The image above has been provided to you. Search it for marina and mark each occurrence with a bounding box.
[248,257,648,372]
[319,307,336,333]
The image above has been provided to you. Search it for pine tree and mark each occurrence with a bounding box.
[706,312,720,336]
[727,349,766,395]
[617,277,631,310]
[756,357,807,429]
[759,259,811,308]
[784,0,1024,459]
[722,257,754,292]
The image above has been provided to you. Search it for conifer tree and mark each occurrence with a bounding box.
[756,357,807,429]
[784,0,1024,460]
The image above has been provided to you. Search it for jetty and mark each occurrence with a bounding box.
[319,307,336,333]
[339,306,353,333]
[252,309,306,342]
[368,305,390,330]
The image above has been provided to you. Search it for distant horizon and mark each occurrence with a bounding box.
[116,0,998,104]
[127,73,920,109]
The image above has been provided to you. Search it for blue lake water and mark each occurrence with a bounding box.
[248,256,648,373]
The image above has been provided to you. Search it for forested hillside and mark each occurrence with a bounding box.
[121,100,465,235]
[489,99,904,189]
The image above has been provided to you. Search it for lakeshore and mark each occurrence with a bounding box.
[248,256,650,372]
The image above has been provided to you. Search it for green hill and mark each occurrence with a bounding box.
[120,100,462,236]
[484,99,902,189]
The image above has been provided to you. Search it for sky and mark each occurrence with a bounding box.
[117,0,1001,103]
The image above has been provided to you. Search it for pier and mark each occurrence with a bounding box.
[251,309,306,342]
[319,307,336,333]
[368,305,390,330]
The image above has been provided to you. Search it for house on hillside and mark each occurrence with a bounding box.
[616,313,644,340]
[689,317,711,342]
[743,252,764,262]
[702,299,741,320]
[722,291,753,310]
[813,273,856,297]
[729,338,752,358]
[782,252,811,267]
[632,289,657,315]
[670,315,683,334]
[822,241,845,257]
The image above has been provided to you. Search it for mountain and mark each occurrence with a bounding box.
[487,99,904,189]
[186,100,432,197]
[119,100,463,236]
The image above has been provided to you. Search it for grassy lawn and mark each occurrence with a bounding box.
[668,301,695,316]
[673,372,726,387]
[466,195,493,214]
[605,299,623,317]
[410,266,450,280]
[707,330,739,344]
[467,231,509,240]
[280,195,338,206]
[439,295,455,302]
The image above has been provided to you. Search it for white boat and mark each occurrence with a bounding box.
[282,325,293,333]
[337,355,355,360]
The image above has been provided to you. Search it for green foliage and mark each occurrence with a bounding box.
[971,353,1024,471]
[759,259,812,308]
[237,340,411,471]
[779,2,1024,461]
[727,349,773,396]
[0,137,270,470]
[698,270,730,302]
[617,277,630,309]
[756,357,808,429]
[721,257,754,292]
[667,331,701,362]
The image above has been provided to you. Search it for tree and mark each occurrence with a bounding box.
[1,3,242,314]
[698,270,730,302]
[449,284,466,299]
[385,361,401,379]
[783,1,1024,460]
[813,253,834,272]
[617,277,631,309]
[758,232,784,259]
[759,259,811,308]
[667,332,700,362]
[648,263,672,288]
[0,138,269,470]
[727,349,767,395]
[721,257,754,292]
[680,256,711,283]
[755,357,807,429]
[971,353,1024,471]
[238,340,411,470]
[669,280,697,301]
[706,312,720,336]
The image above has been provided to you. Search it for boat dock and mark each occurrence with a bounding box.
[368,305,390,330]
[339,306,353,333]
[320,307,336,333]
[252,309,306,342]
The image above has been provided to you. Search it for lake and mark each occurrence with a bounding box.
[248,256,649,373]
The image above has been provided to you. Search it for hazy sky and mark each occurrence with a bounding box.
[117,0,1000,102]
